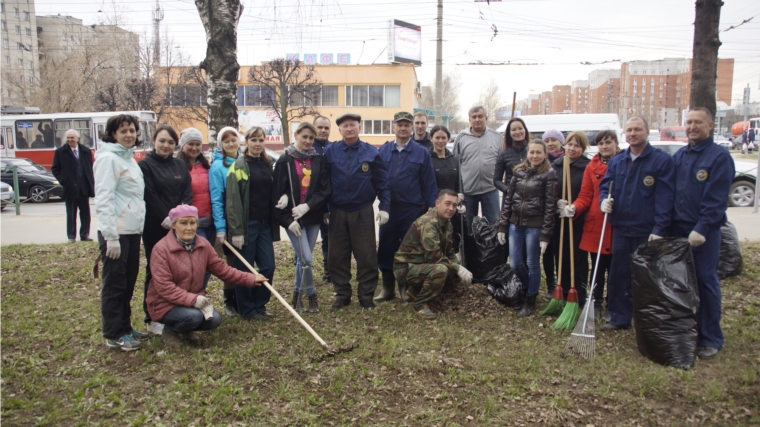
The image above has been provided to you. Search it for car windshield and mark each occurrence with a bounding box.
[4,160,46,173]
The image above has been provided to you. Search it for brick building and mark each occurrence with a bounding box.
[588,69,620,115]
[570,80,589,114]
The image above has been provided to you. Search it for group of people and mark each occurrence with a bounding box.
[740,127,755,153]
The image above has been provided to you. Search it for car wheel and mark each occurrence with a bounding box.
[729,180,755,207]
[28,185,49,203]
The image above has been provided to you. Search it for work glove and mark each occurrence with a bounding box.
[376,210,389,225]
[231,234,245,249]
[601,198,614,214]
[456,204,466,214]
[275,194,288,209]
[105,239,121,259]
[161,216,172,230]
[199,303,215,321]
[561,204,577,218]
[648,234,663,242]
[457,193,465,204]
[194,295,210,309]
[540,241,548,254]
[688,230,706,247]
[288,221,302,237]
[457,265,473,286]
[556,199,568,211]
[216,232,226,245]
[323,213,329,225]
[497,232,507,246]
[292,203,310,220]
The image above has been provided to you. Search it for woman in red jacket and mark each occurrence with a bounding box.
[561,130,620,319]
[146,204,267,347]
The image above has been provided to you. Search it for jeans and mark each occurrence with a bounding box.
[285,222,320,296]
[464,189,500,232]
[161,306,222,333]
[98,232,141,340]
[233,219,275,318]
[508,224,542,297]
[195,221,216,290]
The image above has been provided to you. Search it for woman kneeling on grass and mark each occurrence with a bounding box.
[146,204,268,346]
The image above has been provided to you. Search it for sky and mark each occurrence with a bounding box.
[34,0,760,117]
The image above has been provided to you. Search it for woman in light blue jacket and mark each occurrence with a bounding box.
[94,114,147,351]
[208,126,242,316]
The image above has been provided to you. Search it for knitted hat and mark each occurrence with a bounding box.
[179,128,203,147]
[216,126,240,148]
[542,129,565,145]
[168,204,199,224]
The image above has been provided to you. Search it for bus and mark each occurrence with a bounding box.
[0,110,158,169]
[496,113,622,147]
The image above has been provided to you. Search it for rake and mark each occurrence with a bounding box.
[565,182,613,359]
[553,161,579,330]
[541,155,568,316]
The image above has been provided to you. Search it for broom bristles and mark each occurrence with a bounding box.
[552,301,579,330]
[540,284,566,315]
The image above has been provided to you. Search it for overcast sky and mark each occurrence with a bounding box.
[35,0,760,117]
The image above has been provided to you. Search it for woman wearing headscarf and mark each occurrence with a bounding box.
[540,129,565,299]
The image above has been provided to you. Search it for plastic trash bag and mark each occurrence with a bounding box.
[483,264,524,309]
[717,221,743,279]
[631,238,699,370]
[464,216,507,283]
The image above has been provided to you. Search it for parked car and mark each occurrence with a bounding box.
[0,158,63,203]
[0,181,14,210]
[731,161,757,208]
[650,141,687,156]
[714,134,733,150]
[648,130,660,141]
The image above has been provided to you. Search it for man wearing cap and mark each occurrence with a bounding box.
[313,116,334,283]
[411,111,434,150]
[374,112,439,303]
[323,113,391,309]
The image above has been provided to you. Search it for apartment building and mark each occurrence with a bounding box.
[1,0,40,106]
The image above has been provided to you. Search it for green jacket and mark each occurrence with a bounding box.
[394,208,459,273]
[225,155,280,245]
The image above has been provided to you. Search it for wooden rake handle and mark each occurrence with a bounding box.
[565,160,576,290]
[223,240,329,349]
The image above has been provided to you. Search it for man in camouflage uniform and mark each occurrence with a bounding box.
[394,189,474,319]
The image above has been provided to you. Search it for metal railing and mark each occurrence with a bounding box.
[8,165,61,215]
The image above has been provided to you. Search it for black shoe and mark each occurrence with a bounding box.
[544,284,555,300]
[600,323,627,332]
[292,291,305,313]
[250,313,269,321]
[698,346,719,359]
[373,272,396,302]
[359,299,376,310]
[593,304,603,321]
[332,299,350,310]
[308,294,320,313]
[517,294,537,318]
[322,272,331,283]
[81,237,93,242]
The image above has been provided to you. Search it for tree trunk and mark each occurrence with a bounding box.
[195,0,243,150]
[689,0,723,118]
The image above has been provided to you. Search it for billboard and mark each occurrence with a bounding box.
[388,19,421,66]
[238,110,282,143]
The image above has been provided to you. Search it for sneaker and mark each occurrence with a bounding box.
[68,239,76,243]
[106,334,141,351]
[414,303,437,320]
[698,346,719,359]
[224,304,240,317]
[131,328,150,340]
[147,322,164,335]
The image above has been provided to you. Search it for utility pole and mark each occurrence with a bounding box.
[434,0,443,125]
[153,0,164,66]
[745,85,759,214]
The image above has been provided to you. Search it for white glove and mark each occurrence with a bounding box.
[557,199,568,211]
[562,204,577,218]
[456,204,466,214]
[288,221,302,237]
[292,203,310,220]
[457,265,473,285]
[601,198,614,214]
[275,194,288,209]
[497,232,506,246]
[231,234,245,249]
[200,303,214,320]
[457,193,465,204]
[161,216,172,230]
[105,239,121,259]
[688,230,706,247]
[194,295,210,309]
[540,241,548,254]
[376,210,389,225]
[648,234,663,242]
[323,213,329,225]
[216,232,226,245]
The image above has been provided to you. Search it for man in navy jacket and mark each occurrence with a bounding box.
[313,116,333,283]
[52,129,95,242]
[599,116,675,331]
[671,108,734,359]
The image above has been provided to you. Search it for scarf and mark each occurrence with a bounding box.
[174,230,197,253]
[286,144,317,160]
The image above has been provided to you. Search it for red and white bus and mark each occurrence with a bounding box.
[0,110,158,169]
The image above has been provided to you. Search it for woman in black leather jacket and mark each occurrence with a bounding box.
[493,118,529,207]
[497,139,558,317]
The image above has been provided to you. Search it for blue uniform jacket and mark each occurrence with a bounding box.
[324,139,391,212]
[599,143,675,238]
[672,137,734,236]
[378,140,438,209]
[313,138,332,156]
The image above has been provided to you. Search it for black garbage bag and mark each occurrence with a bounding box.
[464,216,507,283]
[631,238,699,370]
[483,264,524,309]
[718,221,743,279]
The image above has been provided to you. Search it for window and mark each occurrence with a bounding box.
[27,76,32,83]
[660,78,664,83]
[362,119,391,135]
[166,86,207,107]
[15,25,20,35]
[15,119,54,149]
[25,44,30,51]
[17,42,21,50]
[55,119,93,148]
[321,85,338,106]
[23,11,28,21]
[0,3,3,12]
[62,32,67,42]
[659,85,663,90]
[1,21,5,30]
[13,7,18,16]
[25,28,30,36]
[659,93,663,98]
[27,60,32,69]
[642,78,646,84]
[17,58,22,67]
[345,85,401,107]
[3,56,9,65]
[2,39,7,48]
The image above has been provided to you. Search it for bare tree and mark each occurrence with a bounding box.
[247,58,322,147]
[689,0,723,118]
[418,70,463,126]
[195,0,243,146]
[478,78,504,129]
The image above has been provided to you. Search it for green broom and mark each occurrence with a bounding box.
[541,156,568,316]
[553,161,579,330]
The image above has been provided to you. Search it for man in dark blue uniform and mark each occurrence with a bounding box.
[374,112,439,303]
[671,107,735,359]
[313,116,333,283]
[599,116,676,331]
[323,113,391,309]
[411,112,434,150]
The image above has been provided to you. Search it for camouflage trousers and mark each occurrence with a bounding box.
[394,263,459,308]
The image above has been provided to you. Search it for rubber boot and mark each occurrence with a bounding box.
[223,288,239,316]
[308,294,320,313]
[398,280,411,303]
[517,294,537,318]
[292,291,305,313]
[373,271,396,302]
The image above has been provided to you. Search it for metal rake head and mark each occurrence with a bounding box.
[565,302,596,360]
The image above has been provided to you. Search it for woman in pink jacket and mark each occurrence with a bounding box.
[146,204,267,346]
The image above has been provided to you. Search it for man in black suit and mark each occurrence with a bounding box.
[52,129,95,242]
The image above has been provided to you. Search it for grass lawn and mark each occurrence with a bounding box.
[2,241,759,426]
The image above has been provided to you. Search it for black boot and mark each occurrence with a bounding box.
[308,294,320,313]
[373,271,396,302]
[321,259,331,283]
[223,289,239,316]
[517,294,537,318]
[292,291,305,313]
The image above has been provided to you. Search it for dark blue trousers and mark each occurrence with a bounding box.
[671,223,723,349]
[233,219,275,318]
[608,234,648,328]
[378,205,425,273]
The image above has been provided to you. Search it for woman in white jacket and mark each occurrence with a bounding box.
[94,114,147,351]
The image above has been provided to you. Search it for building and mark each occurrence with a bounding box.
[163,63,419,148]
[570,80,589,114]
[1,0,40,107]
[588,69,620,115]
[551,85,571,114]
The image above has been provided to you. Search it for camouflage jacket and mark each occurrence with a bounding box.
[394,208,459,272]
